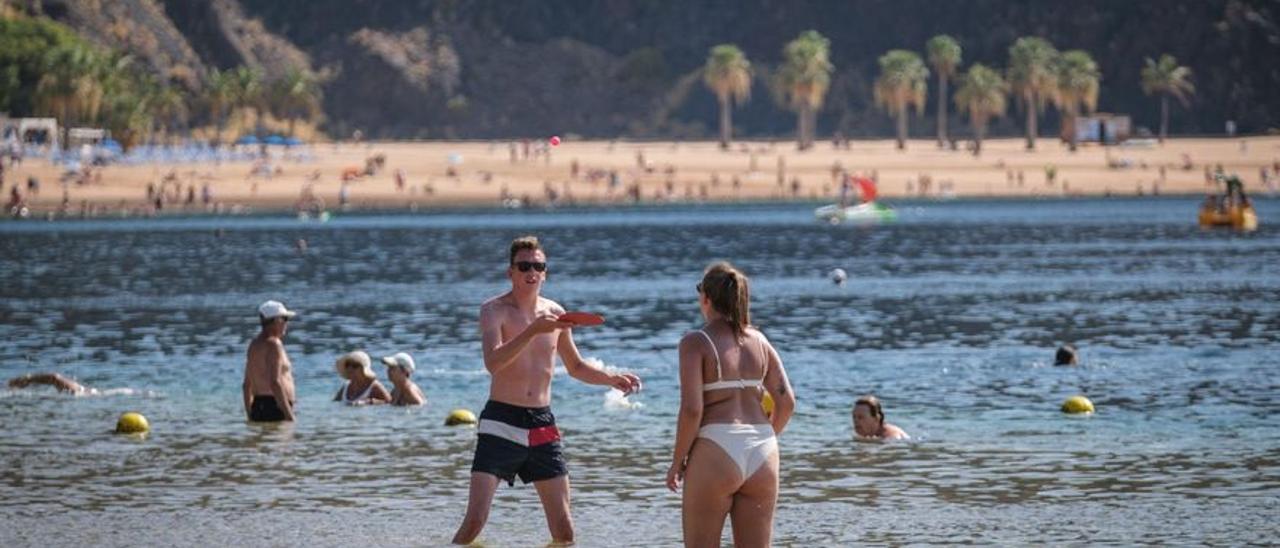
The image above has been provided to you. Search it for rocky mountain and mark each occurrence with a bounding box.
[25,0,1280,139]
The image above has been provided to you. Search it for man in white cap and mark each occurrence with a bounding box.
[242,300,297,422]
[382,352,425,406]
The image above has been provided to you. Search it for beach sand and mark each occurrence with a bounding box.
[7,136,1279,215]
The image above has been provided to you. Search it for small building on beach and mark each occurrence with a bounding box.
[1063,113,1131,145]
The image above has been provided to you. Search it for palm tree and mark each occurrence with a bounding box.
[1055,50,1101,152]
[151,84,188,143]
[35,43,104,136]
[954,64,1008,156]
[230,66,264,136]
[1008,37,1058,150]
[926,35,961,148]
[779,30,833,150]
[203,68,238,145]
[269,67,323,137]
[1140,54,1194,144]
[874,49,929,151]
[703,44,752,150]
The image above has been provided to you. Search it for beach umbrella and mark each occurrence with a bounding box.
[101,139,123,152]
[284,137,303,147]
[236,135,260,145]
[265,135,286,146]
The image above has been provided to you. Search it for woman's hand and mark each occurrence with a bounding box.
[665,460,685,492]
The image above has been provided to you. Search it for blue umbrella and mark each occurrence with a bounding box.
[265,135,286,145]
[236,135,260,145]
[284,137,303,146]
[101,139,123,151]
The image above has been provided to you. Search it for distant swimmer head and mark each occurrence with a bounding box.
[698,262,751,337]
[115,411,149,434]
[1055,344,1079,366]
[830,268,848,285]
[336,350,375,381]
[852,395,885,437]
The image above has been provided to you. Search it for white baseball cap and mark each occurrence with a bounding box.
[258,300,297,320]
[381,352,416,375]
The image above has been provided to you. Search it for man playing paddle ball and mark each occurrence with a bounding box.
[452,236,642,545]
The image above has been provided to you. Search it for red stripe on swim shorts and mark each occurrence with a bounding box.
[528,425,561,446]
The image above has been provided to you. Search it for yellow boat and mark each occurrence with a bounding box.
[1198,203,1258,231]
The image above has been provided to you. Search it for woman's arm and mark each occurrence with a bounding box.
[666,334,705,492]
[761,335,795,435]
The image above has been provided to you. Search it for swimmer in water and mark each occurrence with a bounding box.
[852,395,909,440]
[7,372,93,395]
[1054,344,1079,366]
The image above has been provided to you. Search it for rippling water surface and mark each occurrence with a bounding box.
[2,198,1278,546]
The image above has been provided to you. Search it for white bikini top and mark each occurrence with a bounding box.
[340,381,374,403]
[695,329,766,391]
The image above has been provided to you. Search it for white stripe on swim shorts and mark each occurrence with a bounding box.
[478,419,530,447]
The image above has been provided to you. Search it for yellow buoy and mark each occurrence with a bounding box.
[1061,395,1095,415]
[761,392,775,417]
[445,408,478,426]
[116,412,150,434]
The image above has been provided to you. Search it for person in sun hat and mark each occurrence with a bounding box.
[333,350,391,405]
[382,352,425,406]
[243,300,298,422]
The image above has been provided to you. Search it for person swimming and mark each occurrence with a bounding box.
[852,395,909,440]
[7,372,91,394]
[381,352,425,406]
[334,351,391,405]
[1055,344,1079,366]
[667,261,796,547]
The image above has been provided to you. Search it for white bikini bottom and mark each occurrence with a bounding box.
[697,423,778,479]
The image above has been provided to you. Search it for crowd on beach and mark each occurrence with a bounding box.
[4,132,1279,221]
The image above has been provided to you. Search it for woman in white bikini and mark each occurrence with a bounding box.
[333,350,391,405]
[666,262,796,547]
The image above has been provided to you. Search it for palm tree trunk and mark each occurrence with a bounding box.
[796,104,809,150]
[1067,106,1079,152]
[896,105,908,150]
[976,117,988,156]
[288,116,297,139]
[719,96,731,150]
[937,75,948,148]
[806,105,817,150]
[1159,95,1169,145]
[1025,92,1037,150]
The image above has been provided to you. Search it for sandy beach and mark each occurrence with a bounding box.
[6,136,1279,215]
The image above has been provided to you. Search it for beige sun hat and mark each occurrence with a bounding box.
[335,350,375,380]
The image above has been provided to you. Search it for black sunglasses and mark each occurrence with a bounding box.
[515,261,547,272]
[696,282,703,293]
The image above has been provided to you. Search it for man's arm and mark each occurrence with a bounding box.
[557,328,641,394]
[8,373,83,393]
[265,340,296,421]
[479,303,571,375]
[242,372,253,419]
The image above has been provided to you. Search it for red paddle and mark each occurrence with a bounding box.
[559,311,605,326]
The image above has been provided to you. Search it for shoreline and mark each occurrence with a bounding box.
[4,136,1277,218]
